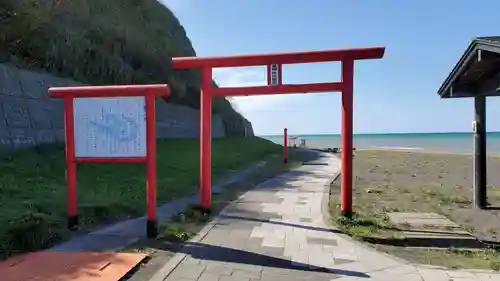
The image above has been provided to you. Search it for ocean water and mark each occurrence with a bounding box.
[261,132,500,154]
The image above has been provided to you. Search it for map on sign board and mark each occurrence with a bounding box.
[73,97,147,158]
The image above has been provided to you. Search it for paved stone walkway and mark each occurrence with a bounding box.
[151,153,499,281]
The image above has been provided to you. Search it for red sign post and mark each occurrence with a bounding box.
[49,84,170,238]
[283,128,288,163]
[172,47,385,217]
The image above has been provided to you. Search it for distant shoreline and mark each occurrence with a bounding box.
[260,131,500,138]
[311,146,471,155]
[315,146,500,157]
[261,133,500,155]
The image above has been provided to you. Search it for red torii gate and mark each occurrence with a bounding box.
[172,47,385,217]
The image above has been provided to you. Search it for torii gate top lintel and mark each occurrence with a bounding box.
[171,46,385,69]
[172,47,385,97]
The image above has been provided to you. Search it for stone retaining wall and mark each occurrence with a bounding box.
[0,63,226,150]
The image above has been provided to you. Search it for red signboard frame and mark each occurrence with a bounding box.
[283,128,288,163]
[49,84,170,238]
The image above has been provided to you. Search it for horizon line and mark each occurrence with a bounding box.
[257,131,500,136]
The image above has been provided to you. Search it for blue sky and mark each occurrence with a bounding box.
[163,0,500,136]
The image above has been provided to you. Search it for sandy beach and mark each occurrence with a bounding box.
[329,149,500,269]
[357,147,470,155]
[359,147,500,157]
[352,149,500,238]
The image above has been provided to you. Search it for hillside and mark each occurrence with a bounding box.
[0,0,250,136]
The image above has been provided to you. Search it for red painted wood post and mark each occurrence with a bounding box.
[200,67,213,210]
[63,98,78,229]
[145,94,158,238]
[284,128,288,163]
[341,60,354,217]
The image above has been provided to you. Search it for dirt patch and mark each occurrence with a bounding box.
[329,150,500,270]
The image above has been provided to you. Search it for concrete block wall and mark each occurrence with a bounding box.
[0,63,226,151]
[156,97,225,139]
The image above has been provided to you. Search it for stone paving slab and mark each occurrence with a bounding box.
[150,152,500,281]
[387,212,460,228]
[388,212,483,250]
[402,229,473,239]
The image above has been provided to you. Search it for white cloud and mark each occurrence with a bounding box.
[212,67,291,114]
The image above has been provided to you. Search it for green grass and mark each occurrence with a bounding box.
[331,201,399,240]
[0,137,281,259]
[382,248,500,271]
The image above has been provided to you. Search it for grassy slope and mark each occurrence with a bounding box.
[0,137,281,259]
[0,0,247,135]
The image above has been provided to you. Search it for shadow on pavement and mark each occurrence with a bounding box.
[218,214,342,234]
[159,241,370,278]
